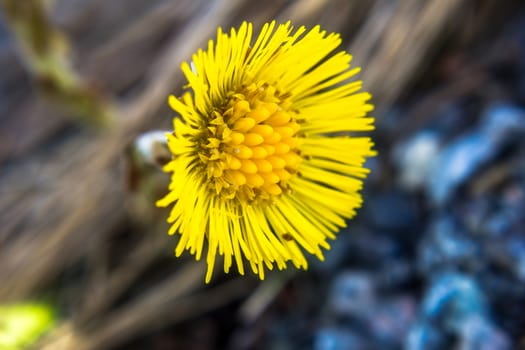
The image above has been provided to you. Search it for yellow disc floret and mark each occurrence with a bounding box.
[196,82,301,203]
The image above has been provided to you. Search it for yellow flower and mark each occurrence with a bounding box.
[157,21,375,282]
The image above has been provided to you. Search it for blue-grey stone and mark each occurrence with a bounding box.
[405,323,445,350]
[314,328,369,350]
[394,131,441,190]
[328,271,375,318]
[418,216,481,272]
[428,131,496,205]
[457,315,511,350]
[480,104,525,138]
[421,272,487,330]
[427,103,525,206]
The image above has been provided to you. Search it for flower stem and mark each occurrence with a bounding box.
[0,0,115,129]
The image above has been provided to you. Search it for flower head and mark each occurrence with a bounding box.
[157,21,375,282]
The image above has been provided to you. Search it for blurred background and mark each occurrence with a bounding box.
[1,0,525,349]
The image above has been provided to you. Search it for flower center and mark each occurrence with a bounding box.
[198,83,301,203]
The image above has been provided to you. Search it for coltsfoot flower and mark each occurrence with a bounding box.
[157,21,375,282]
